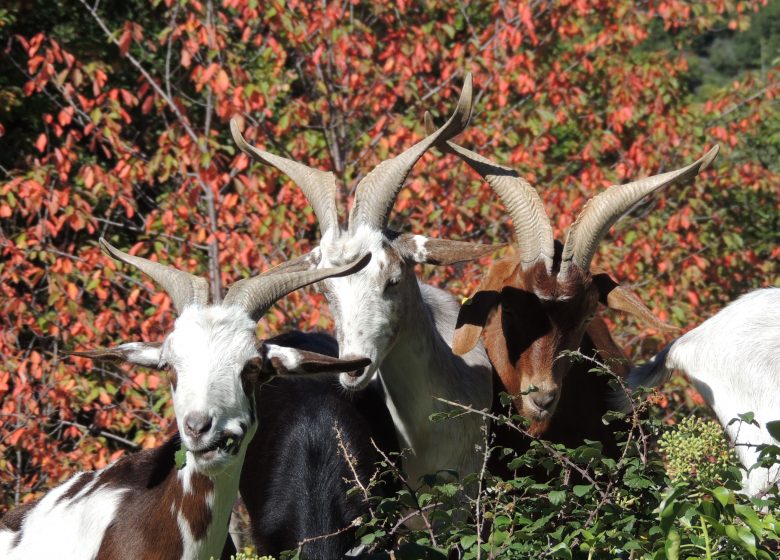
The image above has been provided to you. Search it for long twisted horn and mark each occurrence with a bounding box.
[223,253,371,322]
[348,73,474,233]
[559,145,719,278]
[423,112,554,272]
[99,238,209,314]
[230,118,339,234]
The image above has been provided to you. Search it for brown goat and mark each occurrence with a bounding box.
[426,113,718,441]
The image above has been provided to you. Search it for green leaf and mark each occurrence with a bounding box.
[766,420,780,442]
[175,445,187,470]
[725,524,757,557]
[664,528,680,560]
[548,489,566,505]
[573,484,592,497]
[711,486,732,507]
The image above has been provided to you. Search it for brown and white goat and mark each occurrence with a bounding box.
[0,239,370,560]
[429,119,718,447]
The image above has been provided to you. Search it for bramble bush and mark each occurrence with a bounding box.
[1,0,779,556]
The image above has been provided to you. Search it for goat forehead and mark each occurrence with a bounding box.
[321,227,396,285]
[165,306,257,374]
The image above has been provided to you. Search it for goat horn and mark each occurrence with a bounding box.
[348,73,474,233]
[223,253,371,322]
[230,118,339,234]
[423,111,554,272]
[559,145,719,278]
[99,238,209,313]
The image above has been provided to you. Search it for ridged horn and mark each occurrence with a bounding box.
[230,118,339,234]
[423,111,554,272]
[559,145,719,278]
[99,238,209,314]
[348,73,474,233]
[223,253,371,322]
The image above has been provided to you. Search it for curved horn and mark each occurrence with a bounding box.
[231,118,339,234]
[348,73,474,233]
[559,145,719,278]
[423,111,554,272]
[223,253,371,322]
[99,238,209,314]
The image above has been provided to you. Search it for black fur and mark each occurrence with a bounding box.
[240,331,398,559]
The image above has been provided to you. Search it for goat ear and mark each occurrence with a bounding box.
[585,316,630,378]
[452,257,520,355]
[393,233,504,265]
[262,343,371,376]
[592,271,679,333]
[70,342,163,368]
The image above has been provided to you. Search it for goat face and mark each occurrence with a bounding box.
[312,228,496,391]
[163,306,259,475]
[467,259,599,432]
[74,238,372,475]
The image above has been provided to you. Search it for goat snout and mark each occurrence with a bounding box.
[345,366,366,379]
[184,411,213,438]
[529,391,556,413]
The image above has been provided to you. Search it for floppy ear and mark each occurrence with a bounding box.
[70,342,163,368]
[262,343,371,376]
[585,315,630,378]
[591,271,678,333]
[452,257,520,355]
[393,233,504,265]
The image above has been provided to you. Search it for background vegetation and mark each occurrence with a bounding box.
[1,0,778,556]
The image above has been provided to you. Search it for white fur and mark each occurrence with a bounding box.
[629,288,780,496]
[2,303,261,558]
[317,226,493,485]
[0,471,126,558]
[265,344,304,371]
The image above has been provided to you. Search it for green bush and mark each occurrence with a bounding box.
[267,363,780,559]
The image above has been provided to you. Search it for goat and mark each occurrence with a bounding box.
[230,73,498,488]
[241,330,398,558]
[0,238,371,560]
[625,287,780,496]
[428,120,718,465]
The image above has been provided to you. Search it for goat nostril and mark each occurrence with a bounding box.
[346,367,365,379]
[184,412,212,437]
[531,392,556,411]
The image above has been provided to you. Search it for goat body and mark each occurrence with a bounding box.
[628,287,780,495]
[240,331,398,558]
[0,435,237,559]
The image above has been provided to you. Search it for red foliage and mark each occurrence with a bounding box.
[0,0,776,510]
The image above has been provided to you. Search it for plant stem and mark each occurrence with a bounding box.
[700,516,712,560]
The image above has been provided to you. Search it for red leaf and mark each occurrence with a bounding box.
[35,133,47,152]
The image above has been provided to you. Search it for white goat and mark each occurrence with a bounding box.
[626,287,780,496]
[0,238,370,560]
[231,74,496,486]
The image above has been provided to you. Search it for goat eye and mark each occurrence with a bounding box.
[384,277,401,292]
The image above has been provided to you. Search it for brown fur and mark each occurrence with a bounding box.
[455,252,662,438]
[91,436,213,560]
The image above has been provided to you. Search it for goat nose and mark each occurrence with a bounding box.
[345,366,366,379]
[530,392,556,411]
[184,412,212,438]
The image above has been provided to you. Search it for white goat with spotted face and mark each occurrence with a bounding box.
[0,238,370,560]
[231,74,498,485]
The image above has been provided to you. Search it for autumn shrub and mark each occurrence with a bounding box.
[1,1,778,555]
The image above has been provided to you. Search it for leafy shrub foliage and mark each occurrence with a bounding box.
[1,0,779,556]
